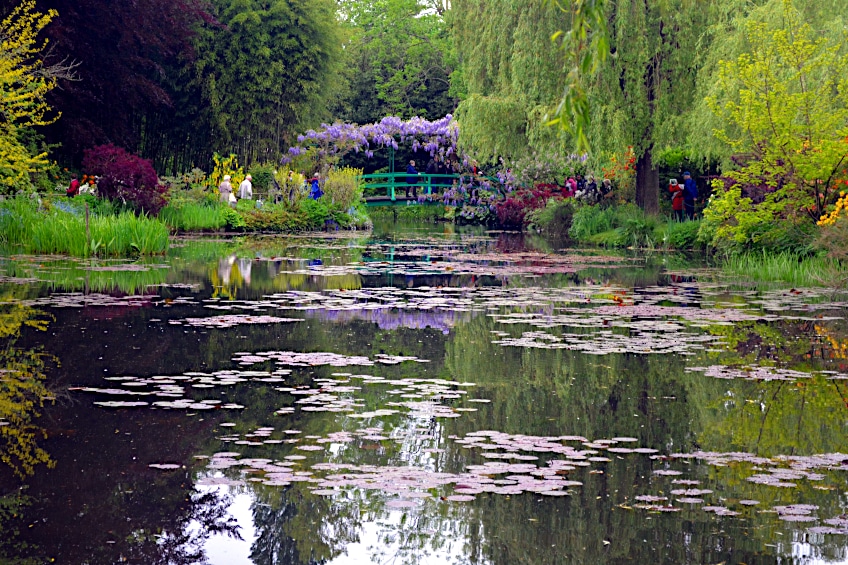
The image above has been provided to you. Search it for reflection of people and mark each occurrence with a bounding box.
[683,171,698,220]
[218,254,236,285]
[237,258,252,285]
[669,179,684,221]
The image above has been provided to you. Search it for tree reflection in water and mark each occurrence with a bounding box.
[0,293,56,478]
[250,484,360,565]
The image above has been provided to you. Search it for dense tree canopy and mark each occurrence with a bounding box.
[23,0,213,168]
[336,0,455,124]
[192,0,344,166]
[451,0,570,164]
[3,0,346,173]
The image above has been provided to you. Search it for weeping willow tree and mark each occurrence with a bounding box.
[580,0,716,213]
[451,0,715,209]
[450,0,573,163]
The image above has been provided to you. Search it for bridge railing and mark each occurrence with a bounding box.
[359,172,499,201]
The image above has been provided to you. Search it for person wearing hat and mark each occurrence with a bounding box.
[238,174,253,200]
[683,171,698,220]
[219,174,233,203]
[669,178,684,221]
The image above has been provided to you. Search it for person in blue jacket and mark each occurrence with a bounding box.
[310,173,323,200]
[406,160,418,198]
[683,171,698,220]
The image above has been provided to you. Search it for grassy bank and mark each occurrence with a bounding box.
[159,201,228,231]
[531,201,703,250]
[0,197,169,256]
[161,198,372,233]
[720,251,847,287]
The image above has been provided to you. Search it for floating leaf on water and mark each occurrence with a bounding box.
[386,500,418,509]
[149,463,181,470]
[445,495,476,502]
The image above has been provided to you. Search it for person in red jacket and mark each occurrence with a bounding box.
[669,179,684,221]
[67,175,80,197]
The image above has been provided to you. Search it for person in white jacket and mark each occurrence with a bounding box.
[238,174,253,199]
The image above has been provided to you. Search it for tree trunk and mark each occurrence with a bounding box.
[635,148,659,215]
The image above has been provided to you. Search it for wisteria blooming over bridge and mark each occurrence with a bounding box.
[281,115,459,163]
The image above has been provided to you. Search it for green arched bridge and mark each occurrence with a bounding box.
[361,172,499,206]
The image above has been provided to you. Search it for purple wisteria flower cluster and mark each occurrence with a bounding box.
[282,115,459,164]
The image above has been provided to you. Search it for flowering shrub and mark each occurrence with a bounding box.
[600,146,636,202]
[493,185,561,228]
[283,116,458,169]
[323,167,363,209]
[208,153,244,193]
[816,192,848,261]
[512,152,587,187]
[818,192,848,227]
[82,145,166,215]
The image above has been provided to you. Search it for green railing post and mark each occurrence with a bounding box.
[389,146,396,201]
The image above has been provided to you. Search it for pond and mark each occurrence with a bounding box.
[2,220,848,564]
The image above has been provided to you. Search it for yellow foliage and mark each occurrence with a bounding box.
[0,1,58,191]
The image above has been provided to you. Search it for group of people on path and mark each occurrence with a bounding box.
[218,174,254,208]
[569,174,612,203]
[668,171,698,220]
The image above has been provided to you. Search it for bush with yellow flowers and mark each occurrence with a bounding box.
[815,191,848,261]
[818,192,848,227]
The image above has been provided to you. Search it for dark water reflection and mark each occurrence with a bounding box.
[1,223,848,564]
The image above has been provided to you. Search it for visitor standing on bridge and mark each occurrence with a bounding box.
[426,156,440,193]
[683,171,698,220]
[406,160,418,198]
[439,158,452,190]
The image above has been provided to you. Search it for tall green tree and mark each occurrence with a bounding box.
[451,0,572,164]
[700,0,848,250]
[336,0,455,124]
[583,0,715,213]
[0,1,60,191]
[192,0,344,166]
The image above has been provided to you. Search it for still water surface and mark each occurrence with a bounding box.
[1,222,848,564]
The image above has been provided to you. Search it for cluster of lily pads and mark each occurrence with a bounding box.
[629,451,848,534]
